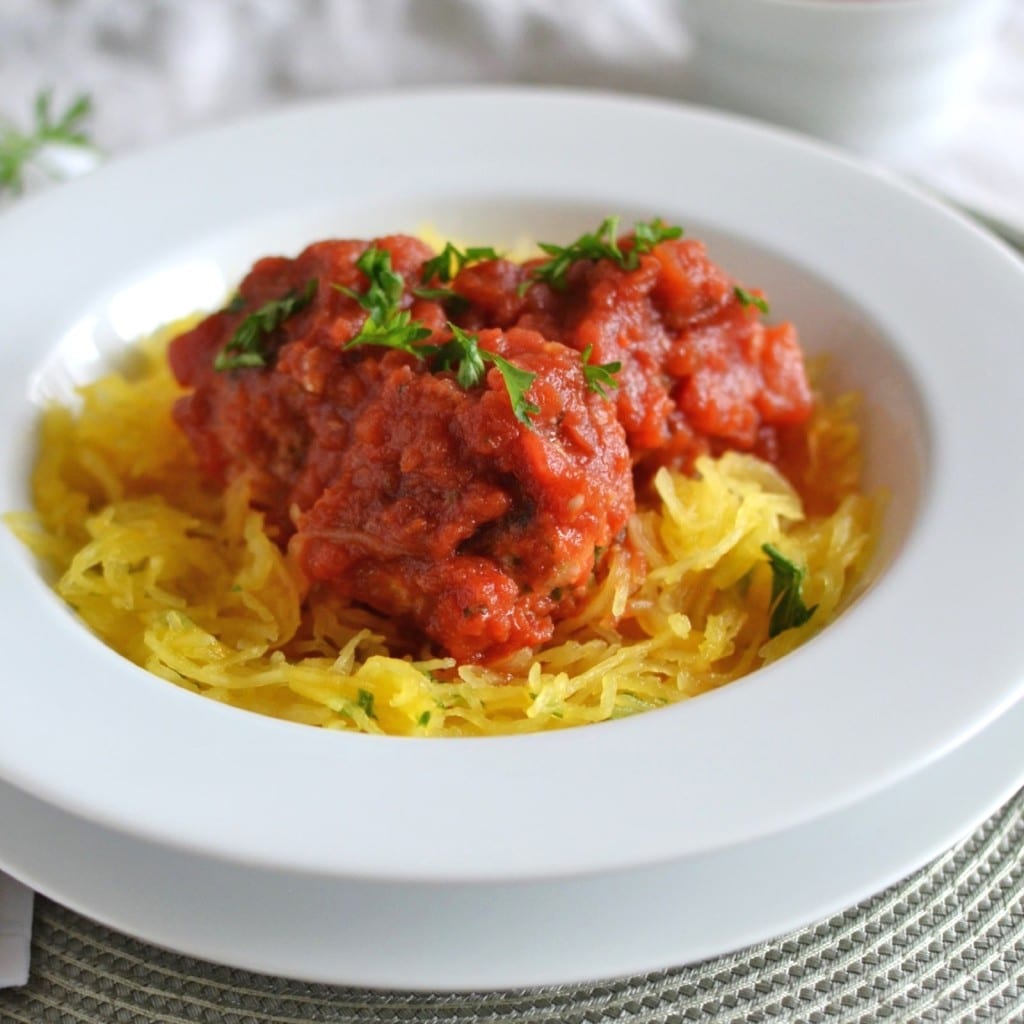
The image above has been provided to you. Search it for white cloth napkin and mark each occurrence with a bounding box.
[0,0,1020,233]
[0,0,1021,990]
[893,0,1024,242]
[0,873,33,988]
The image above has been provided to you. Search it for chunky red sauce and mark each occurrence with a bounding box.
[168,229,812,662]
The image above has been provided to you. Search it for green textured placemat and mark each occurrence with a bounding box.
[2,790,1023,1024]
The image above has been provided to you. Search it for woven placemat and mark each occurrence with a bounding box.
[2,792,1023,1024]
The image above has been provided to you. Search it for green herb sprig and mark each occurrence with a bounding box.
[0,91,96,196]
[580,344,622,398]
[428,322,486,389]
[521,216,683,293]
[632,217,684,255]
[421,242,501,284]
[762,543,817,637]
[431,324,540,426]
[343,307,431,354]
[356,688,376,719]
[335,246,432,354]
[488,350,541,426]
[224,293,247,315]
[337,258,540,427]
[735,285,771,315]
[411,285,470,314]
[214,279,318,370]
[220,247,542,425]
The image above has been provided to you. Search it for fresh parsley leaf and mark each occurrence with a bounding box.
[214,279,317,371]
[429,324,539,426]
[411,285,470,314]
[523,216,622,293]
[521,216,683,293]
[357,688,376,719]
[487,351,540,426]
[735,285,771,315]
[337,246,432,355]
[420,242,501,284]
[465,246,501,266]
[345,309,432,355]
[762,543,817,638]
[224,292,246,314]
[335,246,404,321]
[0,90,97,195]
[580,343,622,399]
[632,217,683,255]
[417,711,431,727]
[429,322,487,389]
[420,243,460,284]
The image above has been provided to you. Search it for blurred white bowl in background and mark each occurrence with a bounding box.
[687,0,1009,157]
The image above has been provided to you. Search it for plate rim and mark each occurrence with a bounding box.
[2,691,1022,989]
[1,85,1023,883]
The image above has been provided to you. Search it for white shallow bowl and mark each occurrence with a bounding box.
[1,89,1023,890]
[687,0,1009,158]
[3,693,1022,989]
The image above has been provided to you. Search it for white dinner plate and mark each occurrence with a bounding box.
[1,89,1023,885]
[1,694,1022,990]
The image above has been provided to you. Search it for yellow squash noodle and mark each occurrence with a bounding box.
[9,322,878,737]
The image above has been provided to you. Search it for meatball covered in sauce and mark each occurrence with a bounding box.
[449,236,812,471]
[296,327,632,661]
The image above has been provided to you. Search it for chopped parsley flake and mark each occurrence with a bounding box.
[762,543,817,637]
[632,217,684,255]
[488,350,540,427]
[580,344,622,398]
[357,688,376,719]
[214,279,317,371]
[521,216,683,293]
[411,285,470,314]
[344,308,432,355]
[429,322,487,390]
[336,246,432,354]
[421,242,501,284]
[430,323,540,427]
[735,285,770,315]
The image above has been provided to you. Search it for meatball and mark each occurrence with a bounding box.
[294,327,633,662]
[514,236,813,470]
[168,235,442,534]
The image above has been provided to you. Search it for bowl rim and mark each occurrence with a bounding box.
[1,86,1023,883]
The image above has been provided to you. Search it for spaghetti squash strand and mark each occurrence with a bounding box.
[7,324,878,737]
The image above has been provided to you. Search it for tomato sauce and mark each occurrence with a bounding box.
[453,238,811,468]
[168,229,812,662]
